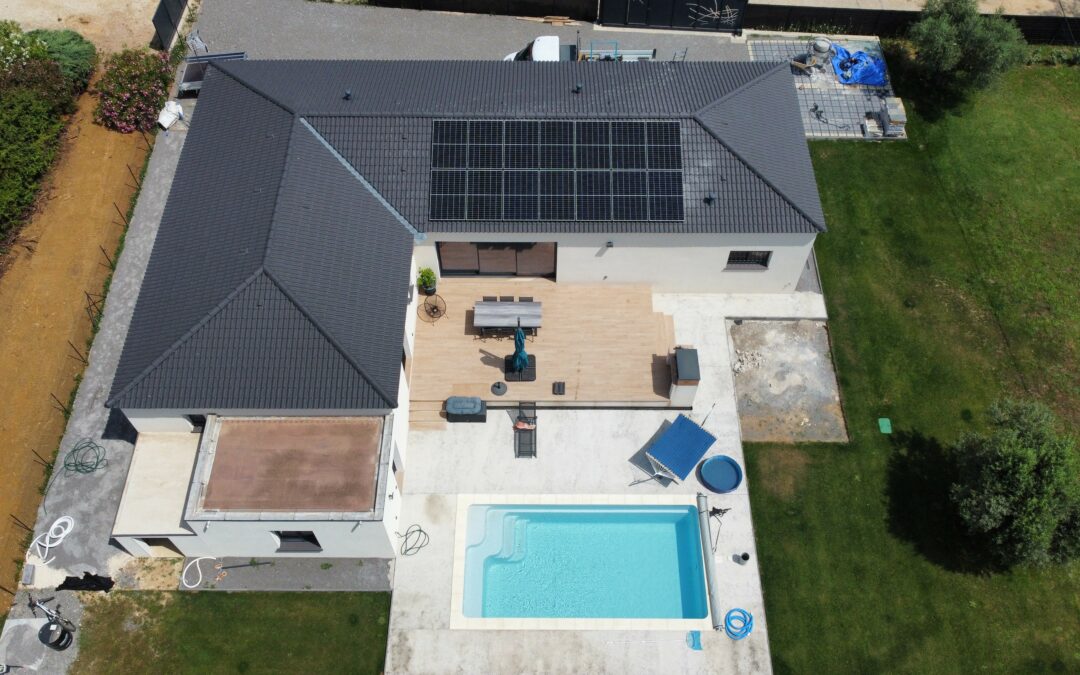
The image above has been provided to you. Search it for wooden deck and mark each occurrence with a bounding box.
[409,279,674,429]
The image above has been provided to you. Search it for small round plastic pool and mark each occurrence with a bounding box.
[699,455,743,493]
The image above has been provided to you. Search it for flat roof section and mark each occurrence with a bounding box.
[113,432,200,536]
[202,417,383,513]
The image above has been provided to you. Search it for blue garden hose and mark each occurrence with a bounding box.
[724,608,753,640]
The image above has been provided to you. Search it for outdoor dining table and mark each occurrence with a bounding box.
[473,301,542,330]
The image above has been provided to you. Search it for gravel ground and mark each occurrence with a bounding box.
[730,319,848,443]
[196,0,749,61]
[178,557,392,592]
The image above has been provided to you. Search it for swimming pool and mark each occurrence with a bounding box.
[462,504,709,620]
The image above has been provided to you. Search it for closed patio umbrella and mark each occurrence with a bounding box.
[511,327,529,372]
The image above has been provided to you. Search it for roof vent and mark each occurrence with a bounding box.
[572,83,583,94]
[704,192,716,205]
[343,89,352,101]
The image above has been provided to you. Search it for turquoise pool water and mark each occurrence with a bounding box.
[463,505,708,619]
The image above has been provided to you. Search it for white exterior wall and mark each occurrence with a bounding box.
[162,519,395,558]
[415,232,817,293]
[404,254,420,362]
[124,410,194,433]
[120,407,390,434]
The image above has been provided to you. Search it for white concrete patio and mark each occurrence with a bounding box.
[388,291,825,674]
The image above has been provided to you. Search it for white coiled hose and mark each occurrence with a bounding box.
[28,516,75,565]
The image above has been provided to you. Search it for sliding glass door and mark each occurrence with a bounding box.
[436,242,556,278]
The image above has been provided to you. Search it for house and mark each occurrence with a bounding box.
[106,60,824,559]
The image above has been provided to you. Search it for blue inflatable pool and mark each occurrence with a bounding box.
[699,455,743,493]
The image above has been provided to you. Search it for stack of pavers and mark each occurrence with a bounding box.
[881,97,907,138]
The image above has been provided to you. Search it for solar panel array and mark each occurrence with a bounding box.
[429,120,684,222]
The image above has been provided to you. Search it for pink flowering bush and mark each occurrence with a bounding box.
[94,49,172,133]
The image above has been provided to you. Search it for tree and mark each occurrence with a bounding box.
[949,399,1080,568]
[909,0,1027,97]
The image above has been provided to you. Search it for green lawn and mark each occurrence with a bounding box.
[748,66,1080,673]
[71,592,390,674]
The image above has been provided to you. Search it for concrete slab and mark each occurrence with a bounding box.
[730,320,848,443]
[112,432,200,537]
[749,39,898,141]
[178,557,392,591]
[197,0,750,61]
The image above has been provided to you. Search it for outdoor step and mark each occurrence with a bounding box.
[410,419,447,431]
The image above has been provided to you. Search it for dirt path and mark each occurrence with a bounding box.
[0,92,148,598]
[0,0,160,54]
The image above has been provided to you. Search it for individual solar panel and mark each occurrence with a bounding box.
[429,119,683,222]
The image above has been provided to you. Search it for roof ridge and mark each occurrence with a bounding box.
[210,61,297,115]
[261,267,398,408]
[298,118,424,240]
[106,268,266,407]
[693,65,826,232]
[262,118,304,266]
[693,61,786,115]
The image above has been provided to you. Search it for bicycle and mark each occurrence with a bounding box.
[27,595,77,634]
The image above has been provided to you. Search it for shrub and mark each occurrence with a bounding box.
[94,49,172,133]
[949,400,1080,568]
[27,29,97,93]
[0,21,49,73]
[909,0,1027,96]
[0,57,76,116]
[1027,45,1080,66]
[0,90,63,236]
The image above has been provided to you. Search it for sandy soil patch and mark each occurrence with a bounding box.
[0,0,160,54]
[0,92,148,601]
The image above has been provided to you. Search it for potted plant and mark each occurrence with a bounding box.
[417,267,437,296]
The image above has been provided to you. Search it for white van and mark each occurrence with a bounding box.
[504,36,573,62]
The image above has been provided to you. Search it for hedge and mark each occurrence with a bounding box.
[28,28,97,93]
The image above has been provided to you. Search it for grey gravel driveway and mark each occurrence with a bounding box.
[197,0,749,61]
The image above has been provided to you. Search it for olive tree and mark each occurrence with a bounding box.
[909,0,1027,95]
[950,399,1080,568]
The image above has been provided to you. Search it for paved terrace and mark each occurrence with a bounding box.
[388,291,825,674]
[410,278,674,427]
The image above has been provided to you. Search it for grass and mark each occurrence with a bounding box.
[747,65,1080,673]
[71,592,390,674]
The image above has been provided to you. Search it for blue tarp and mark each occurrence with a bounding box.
[646,414,717,482]
[831,45,888,87]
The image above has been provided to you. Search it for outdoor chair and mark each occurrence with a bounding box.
[499,296,515,302]
[514,403,537,458]
[482,296,497,302]
[518,296,533,302]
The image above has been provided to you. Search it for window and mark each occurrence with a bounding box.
[273,531,322,553]
[436,242,556,277]
[429,120,683,222]
[726,251,772,270]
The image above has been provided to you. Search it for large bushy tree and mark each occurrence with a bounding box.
[909,0,1027,95]
[950,400,1080,568]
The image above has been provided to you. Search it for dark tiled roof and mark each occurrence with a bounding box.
[215,60,775,117]
[108,68,413,410]
[111,59,824,411]
[695,64,825,229]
